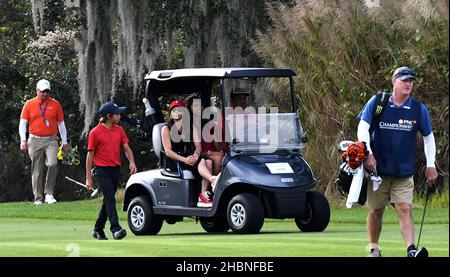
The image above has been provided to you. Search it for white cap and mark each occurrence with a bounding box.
[36,79,51,91]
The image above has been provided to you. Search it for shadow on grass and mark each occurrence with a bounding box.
[155,229,366,236]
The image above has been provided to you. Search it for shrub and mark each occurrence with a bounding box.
[252,0,448,197]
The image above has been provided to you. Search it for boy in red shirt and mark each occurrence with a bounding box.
[86,102,137,240]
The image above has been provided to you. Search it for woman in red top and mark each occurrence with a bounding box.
[162,100,216,207]
[200,110,227,192]
[86,102,137,240]
[188,97,226,195]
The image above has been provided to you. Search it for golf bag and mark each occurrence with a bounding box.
[335,162,367,205]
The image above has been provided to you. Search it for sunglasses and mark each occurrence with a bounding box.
[40,89,51,94]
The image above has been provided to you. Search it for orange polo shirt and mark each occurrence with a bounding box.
[20,96,64,136]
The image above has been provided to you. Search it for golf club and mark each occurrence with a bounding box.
[416,185,430,249]
[65,176,99,197]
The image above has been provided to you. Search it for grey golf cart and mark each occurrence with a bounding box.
[122,68,330,235]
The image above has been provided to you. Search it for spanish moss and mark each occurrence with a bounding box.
[30,0,268,134]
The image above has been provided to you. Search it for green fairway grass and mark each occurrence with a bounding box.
[0,200,447,257]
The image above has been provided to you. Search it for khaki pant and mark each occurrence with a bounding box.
[367,175,414,209]
[27,136,59,202]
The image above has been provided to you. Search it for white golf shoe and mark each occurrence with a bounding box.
[44,194,57,204]
[368,248,382,257]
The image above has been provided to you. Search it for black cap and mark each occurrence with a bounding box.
[98,102,126,117]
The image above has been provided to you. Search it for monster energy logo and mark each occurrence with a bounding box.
[376,105,383,114]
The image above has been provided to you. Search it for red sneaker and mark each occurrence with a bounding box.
[197,192,213,208]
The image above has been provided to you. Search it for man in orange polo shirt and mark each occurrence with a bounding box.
[19,79,70,205]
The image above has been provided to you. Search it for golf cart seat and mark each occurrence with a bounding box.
[152,123,195,180]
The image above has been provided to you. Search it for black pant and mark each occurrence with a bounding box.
[93,166,122,234]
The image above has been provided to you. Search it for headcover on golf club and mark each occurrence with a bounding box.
[90,188,99,197]
[341,141,369,169]
[408,247,429,257]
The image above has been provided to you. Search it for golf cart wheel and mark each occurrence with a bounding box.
[199,216,230,233]
[127,196,163,235]
[295,191,330,232]
[227,193,264,234]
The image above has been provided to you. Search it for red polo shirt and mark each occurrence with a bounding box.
[87,123,129,167]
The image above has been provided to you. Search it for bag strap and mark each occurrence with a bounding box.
[369,92,391,134]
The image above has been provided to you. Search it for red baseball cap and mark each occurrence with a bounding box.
[169,100,186,111]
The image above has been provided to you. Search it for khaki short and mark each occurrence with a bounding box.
[367,175,414,209]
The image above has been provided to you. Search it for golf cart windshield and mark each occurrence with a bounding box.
[225,113,305,153]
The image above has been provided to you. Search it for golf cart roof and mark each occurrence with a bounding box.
[145,68,296,81]
[143,67,299,121]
